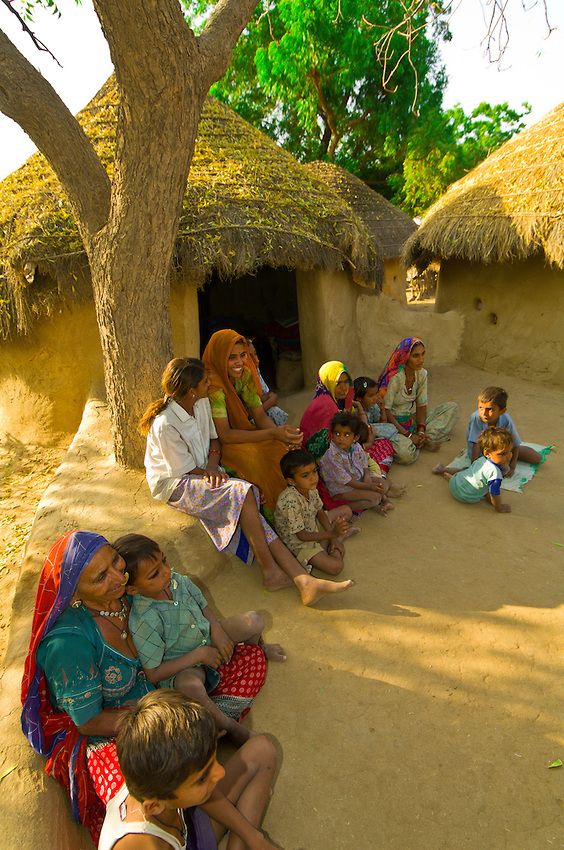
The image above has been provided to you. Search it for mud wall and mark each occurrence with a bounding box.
[382,257,407,305]
[0,284,200,443]
[296,269,464,384]
[436,258,564,386]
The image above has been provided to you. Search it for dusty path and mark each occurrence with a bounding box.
[0,363,562,850]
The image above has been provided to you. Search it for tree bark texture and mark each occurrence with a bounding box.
[0,0,259,467]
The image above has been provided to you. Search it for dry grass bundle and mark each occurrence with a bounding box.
[0,79,377,340]
[403,103,564,271]
[305,161,417,266]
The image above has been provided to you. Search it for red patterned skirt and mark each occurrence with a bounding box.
[366,437,394,474]
[87,643,267,807]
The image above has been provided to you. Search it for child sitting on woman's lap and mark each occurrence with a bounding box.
[318,413,394,514]
[274,449,355,576]
[114,534,286,748]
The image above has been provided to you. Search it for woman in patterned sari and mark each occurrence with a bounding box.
[377,337,459,464]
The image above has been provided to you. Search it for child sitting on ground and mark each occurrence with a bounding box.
[274,449,355,576]
[353,376,398,441]
[318,412,394,513]
[466,386,542,474]
[114,534,286,748]
[247,337,289,426]
[98,689,280,850]
[435,427,512,513]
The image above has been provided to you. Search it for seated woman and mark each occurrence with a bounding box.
[300,361,395,479]
[377,337,459,464]
[202,330,301,513]
[141,357,352,604]
[22,532,281,849]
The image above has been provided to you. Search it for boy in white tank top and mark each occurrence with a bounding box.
[99,690,280,850]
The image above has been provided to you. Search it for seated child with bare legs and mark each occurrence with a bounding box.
[114,534,286,749]
[436,427,512,513]
[466,386,541,474]
[274,449,356,577]
[318,412,394,513]
[98,690,280,850]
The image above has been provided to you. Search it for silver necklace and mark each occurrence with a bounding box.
[86,598,129,640]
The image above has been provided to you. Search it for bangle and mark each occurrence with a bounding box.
[417,424,426,432]
[209,448,221,455]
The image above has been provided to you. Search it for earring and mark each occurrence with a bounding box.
[71,599,82,608]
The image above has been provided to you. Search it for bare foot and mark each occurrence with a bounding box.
[342,526,361,539]
[294,574,355,606]
[263,643,287,662]
[432,463,447,475]
[422,440,440,452]
[375,499,394,515]
[262,567,294,592]
[443,471,454,481]
[387,483,407,498]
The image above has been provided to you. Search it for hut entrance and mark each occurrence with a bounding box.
[198,267,303,393]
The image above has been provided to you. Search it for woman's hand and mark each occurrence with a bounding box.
[274,425,303,448]
[210,622,235,664]
[194,645,222,669]
[203,467,229,488]
[409,432,425,448]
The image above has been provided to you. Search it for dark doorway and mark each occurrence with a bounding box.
[198,267,301,390]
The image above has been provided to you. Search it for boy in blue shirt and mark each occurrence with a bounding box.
[466,386,541,475]
[442,427,513,513]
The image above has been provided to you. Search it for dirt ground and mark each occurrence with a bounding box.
[0,362,562,850]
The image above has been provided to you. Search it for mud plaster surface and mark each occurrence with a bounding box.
[0,362,563,850]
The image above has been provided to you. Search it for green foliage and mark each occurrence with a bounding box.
[182,0,446,193]
[390,101,531,215]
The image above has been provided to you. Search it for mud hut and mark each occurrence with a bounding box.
[305,161,417,305]
[0,79,382,439]
[404,103,564,387]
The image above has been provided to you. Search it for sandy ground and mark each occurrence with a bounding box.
[0,362,563,850]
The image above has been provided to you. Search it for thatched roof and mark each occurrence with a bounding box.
[0,79,379,340]
[305,161,417,260]
[404,103,564,271]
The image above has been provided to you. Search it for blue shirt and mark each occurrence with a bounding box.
[449,456,503,503]
[466,411,521,457]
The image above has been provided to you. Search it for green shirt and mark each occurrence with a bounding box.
[129,572,211,670]
[209,368,262,420]
[36,604,153,731]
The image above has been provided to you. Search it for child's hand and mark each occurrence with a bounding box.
[332,516,349,537]
[203,468,229,488]
[210,622,234,663]
[495,503,511,513]
[195,646,222,668]
[248,831,284,850]
[369,478,385,493]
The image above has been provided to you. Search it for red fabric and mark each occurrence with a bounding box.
[300,394,352,445]
[211,642,267,720]
[316,478,348,511]
[366,438,395,474]
[87,741,124,806]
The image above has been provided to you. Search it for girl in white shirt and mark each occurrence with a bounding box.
[140,358,353,606]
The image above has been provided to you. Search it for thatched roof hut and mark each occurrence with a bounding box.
[0,78,378,341]
[305,161,416,304]
[306,161,417,260]
[402,104,564,387]
[403,103,564,271]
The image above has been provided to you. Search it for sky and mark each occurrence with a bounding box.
[0,0,562,180]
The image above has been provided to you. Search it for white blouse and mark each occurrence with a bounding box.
[145,398,218,502]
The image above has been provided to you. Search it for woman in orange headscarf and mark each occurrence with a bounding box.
[202,330,302,513]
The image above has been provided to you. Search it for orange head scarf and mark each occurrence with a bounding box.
[202,329,264,431]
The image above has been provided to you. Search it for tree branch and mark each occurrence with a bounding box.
[0,0,61,65]
[0,28,111,235]
[198,0,260,87]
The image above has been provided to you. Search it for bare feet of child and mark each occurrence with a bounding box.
[262,566,294,592]
[432,463,447,475]
[422,440,440,452]
[387,483,407,498]
[294,574,355,606]
[375,499,394,515]
[342,526,361,539]
[263,643,287,662]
